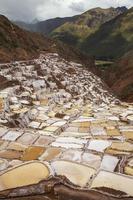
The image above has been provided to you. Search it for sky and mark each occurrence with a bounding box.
[0,0,132,22]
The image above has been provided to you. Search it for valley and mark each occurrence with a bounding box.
[12,6,133,102]
[0,3,132,200]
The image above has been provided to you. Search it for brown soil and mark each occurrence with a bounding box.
[97,51,133,102]
[0,75,19,90]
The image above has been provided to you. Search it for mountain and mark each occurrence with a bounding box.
[51,7,127,49]
[13,7,130,60]
[13,7,129,59]
[81,7,133,59]
[0,15,94,68]
[34,16,79,35]
[15,16,79,35]
[13,21,36,32]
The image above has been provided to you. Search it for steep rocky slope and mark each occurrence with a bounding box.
[0,15,53,62]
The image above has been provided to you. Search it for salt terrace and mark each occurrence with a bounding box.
[0,53,132,200]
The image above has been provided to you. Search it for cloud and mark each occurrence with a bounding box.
[0,0,132,22]
[69,1,85,12]
[0,0,45,22]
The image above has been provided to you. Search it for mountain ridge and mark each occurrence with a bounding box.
[13,6,130,59]
[50,7,128,50]
[14,6,127,35]
[14,15,79,35]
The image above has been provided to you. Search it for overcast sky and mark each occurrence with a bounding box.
[0,0,132,22]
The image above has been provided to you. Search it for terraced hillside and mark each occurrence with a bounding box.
[0,53,133,200]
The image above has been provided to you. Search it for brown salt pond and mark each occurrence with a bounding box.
[21,146,45,161]
[0,162,50,191]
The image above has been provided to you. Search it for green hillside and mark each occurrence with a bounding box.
[51,7,127,50]
[81,8,133,59]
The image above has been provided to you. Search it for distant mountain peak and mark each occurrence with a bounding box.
[32,18,39,24]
